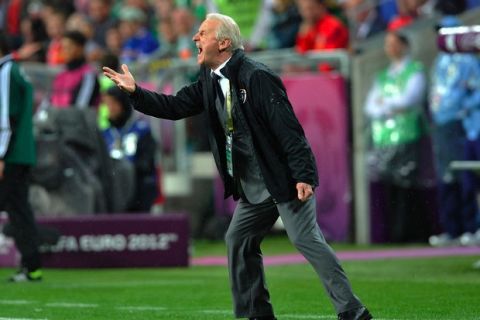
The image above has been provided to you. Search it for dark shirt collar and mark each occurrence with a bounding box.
[211,57,231,79]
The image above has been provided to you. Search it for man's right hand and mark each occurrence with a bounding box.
[102,64,136,94]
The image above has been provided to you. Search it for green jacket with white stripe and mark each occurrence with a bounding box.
[0,55,36,165]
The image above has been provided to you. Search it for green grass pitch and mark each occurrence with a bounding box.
[0,235,479,319]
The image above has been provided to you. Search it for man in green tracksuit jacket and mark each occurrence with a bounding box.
[0,34,42,282]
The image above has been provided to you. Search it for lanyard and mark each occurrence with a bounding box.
[224,80,234,177]
[225,81,234,133]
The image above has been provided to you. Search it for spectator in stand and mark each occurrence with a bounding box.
[453,26,480,246]
[102,86,159,213]
[389,0,467,32]
[97,52,119,129]
[266,0,302,50]
[171,6,198,60]
[190,0,208,22]
[153,0,176,22]
[396,0,437,18]
[151,0,178,57]
[0,0,26,49]
[43,9,69,66]
[208,0,272,50]
[395,0,468,18]
[39,0,75,22]
[124,0,157,31]
[295,0,349,53]
[118,6,159,63]
[87,0,117,50]
[66,13,104,62]
[365,30,430,243]
[50,31,100,109]
[74,0,89,14]
[154,17,178,58]
[105,23,123,57]
[343,0,386,47]
[18,16,48,63]
[428,16,480,247]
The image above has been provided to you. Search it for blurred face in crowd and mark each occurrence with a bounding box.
[344,0,372,23]
[61,38,84,63]
[154,0,175,19]
[172,8,195,36]
[384,32,407,61]
[296,0,327,24]
[21,18,34,42]
[45,13,66,39]
[66,14,94,40]
[89,0,112,23]
[103,94,123,121]
[125,0,148,9]
[192,18,231,69]
[119,20,141,40]
[398,0,428,15]
[158,19,177,44]
[106,26,123,54]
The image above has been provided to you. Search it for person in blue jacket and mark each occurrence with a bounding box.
[428,16,480,246]
[456,26,480,246]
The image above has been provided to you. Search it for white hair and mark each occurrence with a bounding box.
[206,13,244,51]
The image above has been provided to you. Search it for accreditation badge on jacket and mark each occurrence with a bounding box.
[226,132,233,177]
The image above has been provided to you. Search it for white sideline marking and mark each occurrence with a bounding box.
[199,310,232,314]
[279,315,335,319]
[45,302,98,308]
[0,301,33,305]
[0,318,47,320]
[117,306,166,312]
[198,312,406,320]
[279,314,336,319]
[48,279,205,289]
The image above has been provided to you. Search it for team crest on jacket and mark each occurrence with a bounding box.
[239,89,247,104]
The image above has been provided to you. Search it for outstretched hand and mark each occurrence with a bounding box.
[296,182,313,202]
[102,64,136,94]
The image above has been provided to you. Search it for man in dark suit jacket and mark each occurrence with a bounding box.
[103,13,372,320]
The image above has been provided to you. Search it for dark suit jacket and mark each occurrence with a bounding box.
[129,50,318,202]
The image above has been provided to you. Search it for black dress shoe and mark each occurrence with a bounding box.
[338,306,373,320]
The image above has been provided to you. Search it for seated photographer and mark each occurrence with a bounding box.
[101,86,159,213]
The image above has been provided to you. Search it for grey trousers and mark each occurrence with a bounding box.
[225,196,363,318]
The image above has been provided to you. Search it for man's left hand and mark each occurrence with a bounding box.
[296,182,313,202]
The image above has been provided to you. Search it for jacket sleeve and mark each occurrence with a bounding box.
[129,80,204,120]
[249,69,318,187]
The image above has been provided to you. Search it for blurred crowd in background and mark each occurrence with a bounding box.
[2,0,476,65]
[2,0,480,245]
